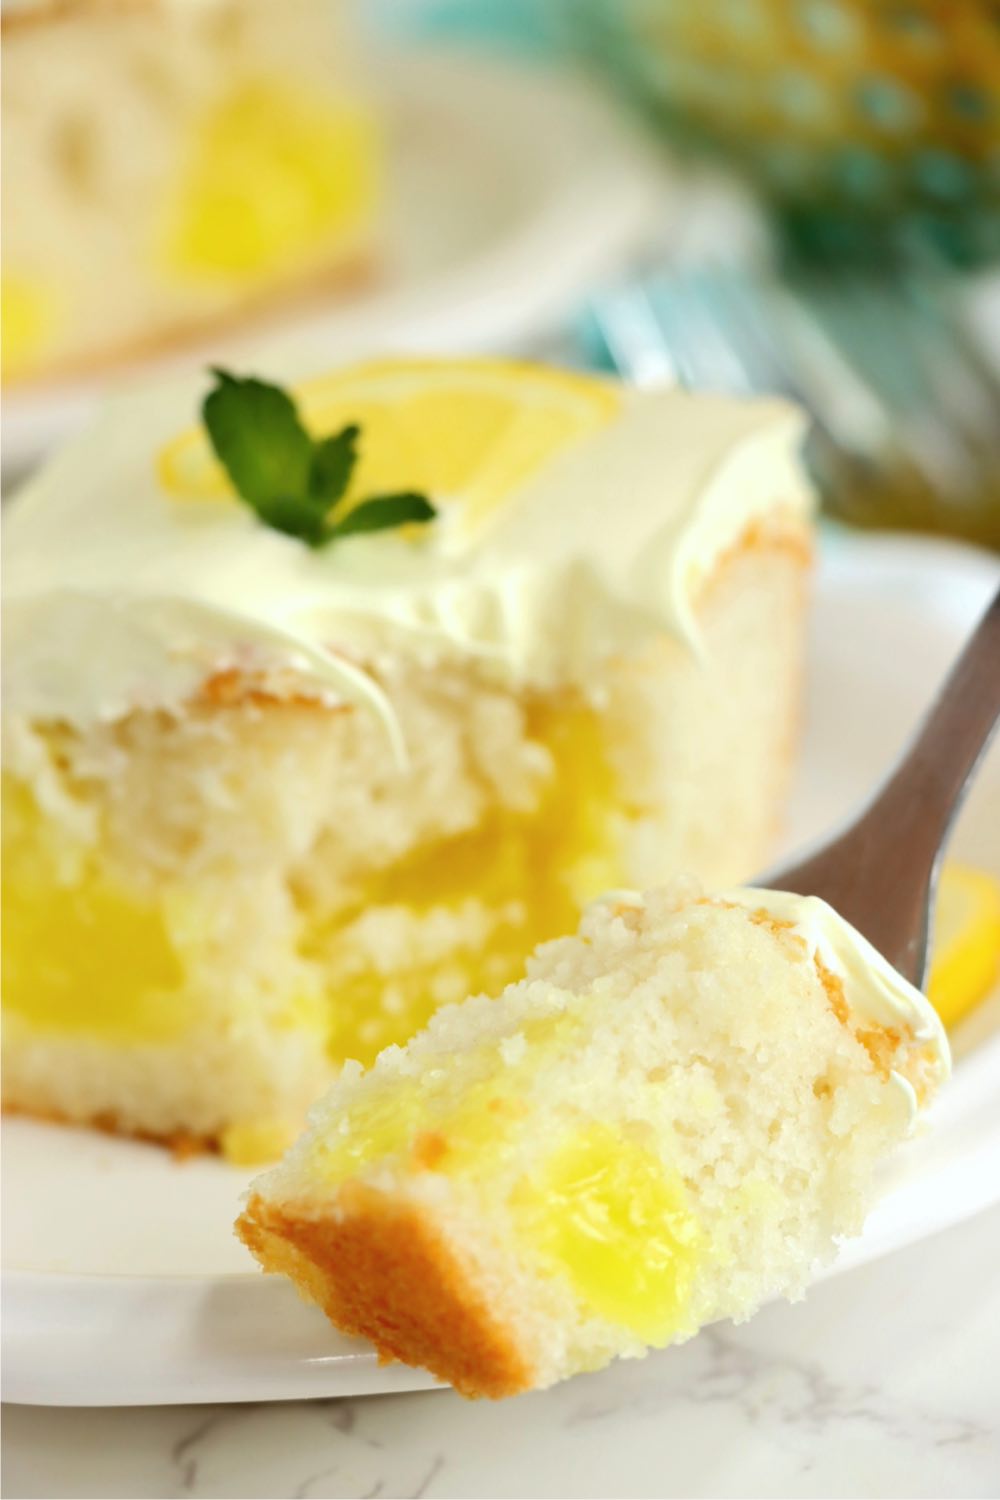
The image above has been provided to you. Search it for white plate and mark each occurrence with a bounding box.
[2,51,662,479]
[4,530,1000,1406]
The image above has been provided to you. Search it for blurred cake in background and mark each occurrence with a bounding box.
[2,357,813,1159]
[1,0,381,383]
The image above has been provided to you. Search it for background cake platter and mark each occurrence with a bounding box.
[4,531,1000,1407]
[2,51,665,482]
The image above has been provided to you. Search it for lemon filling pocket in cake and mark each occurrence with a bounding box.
[307,1009,584,1184]
[315,1079,703,1344]
[298,696,622,1068]
[290,1001,704,1344]
[3,869,189,1044]
[1,692,622,1075]
[511,1123,702,1343]
[1,273,60,378]
[1,781,191,1044]
[162,79,380,282]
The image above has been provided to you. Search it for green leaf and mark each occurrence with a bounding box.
[202,369,313,510]
[328,491,437,540]
[254,495,330,549]
[309,424,359,505]
[200,369,436,550]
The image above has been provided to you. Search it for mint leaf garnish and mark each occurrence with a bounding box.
[309,424,359,506]
[253,494,330,548]
[328,491,436,540]
[203,370,312,509]
[201,370,436,549]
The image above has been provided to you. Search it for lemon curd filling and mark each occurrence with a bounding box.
[1,274,60,380]
[2,782,192,1044]
[1,700,620,1062]
[306,698,622,1068]
[514,1124,701,1342]
[307,1008,578,1182]
[162,79,380,282]
[308,1041,701,1342]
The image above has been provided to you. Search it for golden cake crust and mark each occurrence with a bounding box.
[2,1100,213,1159]
[236,1187,534,1399]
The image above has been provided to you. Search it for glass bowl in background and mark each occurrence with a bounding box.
[572,0,1000,266]
[569,0,1000,547]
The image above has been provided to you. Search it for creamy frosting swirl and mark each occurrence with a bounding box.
[722,886,951,1124]
[3,365,812,744]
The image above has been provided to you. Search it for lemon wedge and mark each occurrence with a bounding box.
[157,358,620,540]
[928,863,1000,1028]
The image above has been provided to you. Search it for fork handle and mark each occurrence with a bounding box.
[776,585,1000,985]
[871,584,1000,871]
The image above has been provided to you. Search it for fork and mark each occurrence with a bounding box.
[763,585,1000,989]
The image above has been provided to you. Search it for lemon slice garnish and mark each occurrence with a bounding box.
[928,863,1000,1028]
[157,358,620,541]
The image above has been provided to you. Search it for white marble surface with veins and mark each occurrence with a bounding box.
[4,1204,999,1499]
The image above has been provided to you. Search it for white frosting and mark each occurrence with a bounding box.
[722,886,951,1124]
[3,367,812,743]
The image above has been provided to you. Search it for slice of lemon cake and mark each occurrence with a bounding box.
[237,881,949,1398]
[2,0,380,383]
[2,357,813,1158]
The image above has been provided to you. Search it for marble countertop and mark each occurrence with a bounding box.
[4,1204,999,1499]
